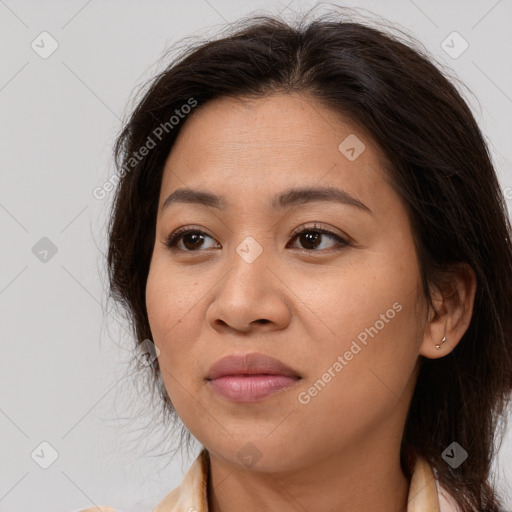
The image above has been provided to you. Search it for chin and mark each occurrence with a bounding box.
[206,436,310,473]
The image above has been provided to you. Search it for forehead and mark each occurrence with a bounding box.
[159,93,395,215]
[165,93,377,159]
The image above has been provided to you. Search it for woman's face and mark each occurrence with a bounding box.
[146,93,429,472]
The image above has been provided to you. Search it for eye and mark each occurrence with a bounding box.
[164,223,349,253]
[164,227,220,251]
[287,224,349,251]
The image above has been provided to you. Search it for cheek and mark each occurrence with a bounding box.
[300,245,423,398]
[145,266,202,420]
[146,256,202,334]
[293,293,421,454]
[302,257,415,344]
[145,258,207,380]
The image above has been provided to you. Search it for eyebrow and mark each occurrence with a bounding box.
[161,186,372,214]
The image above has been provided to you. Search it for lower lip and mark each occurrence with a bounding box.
[208,375,300,402]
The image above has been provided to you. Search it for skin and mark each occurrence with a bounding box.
[145,93,476,512]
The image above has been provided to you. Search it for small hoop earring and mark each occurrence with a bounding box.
[435,335,447,350]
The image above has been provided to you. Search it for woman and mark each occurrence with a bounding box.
[84,8,512,512]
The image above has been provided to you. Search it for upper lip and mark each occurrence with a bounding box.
[206,352,301,380]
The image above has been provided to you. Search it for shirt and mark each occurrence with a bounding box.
[80,449,462,512]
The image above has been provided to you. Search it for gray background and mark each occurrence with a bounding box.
[1,0,511,511]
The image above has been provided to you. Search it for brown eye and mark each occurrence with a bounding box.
[287,227,348,251]
[182,233,205,250]
[298,231,323,249]
[165,229,220,251]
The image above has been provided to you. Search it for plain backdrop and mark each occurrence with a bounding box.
[1,1,511,511]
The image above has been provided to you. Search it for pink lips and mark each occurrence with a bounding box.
[206,353,301,402]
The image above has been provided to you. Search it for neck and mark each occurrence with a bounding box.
[207,442,410,512]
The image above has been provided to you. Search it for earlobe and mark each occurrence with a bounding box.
[419,262,477,360]
[421,331,451,361]
[435,335,447,350]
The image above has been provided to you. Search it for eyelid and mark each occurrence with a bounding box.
[164,225,220,251]
[288,222,348,242]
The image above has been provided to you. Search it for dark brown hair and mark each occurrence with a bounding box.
[106,7,512,511]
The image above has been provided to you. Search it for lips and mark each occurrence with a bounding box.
[206,353,301,402]
[206,352,300,380]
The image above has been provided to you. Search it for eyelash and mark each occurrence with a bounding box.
[164,223,349,253]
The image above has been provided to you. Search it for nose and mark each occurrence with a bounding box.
[205,245,292,335]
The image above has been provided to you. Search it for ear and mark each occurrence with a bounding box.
[420,262,477,359]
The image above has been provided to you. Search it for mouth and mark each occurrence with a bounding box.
[206,352,301,402]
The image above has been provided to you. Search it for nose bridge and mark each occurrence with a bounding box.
[234,234,266,267]
[223,234,271,298]
[207,234,291,331]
